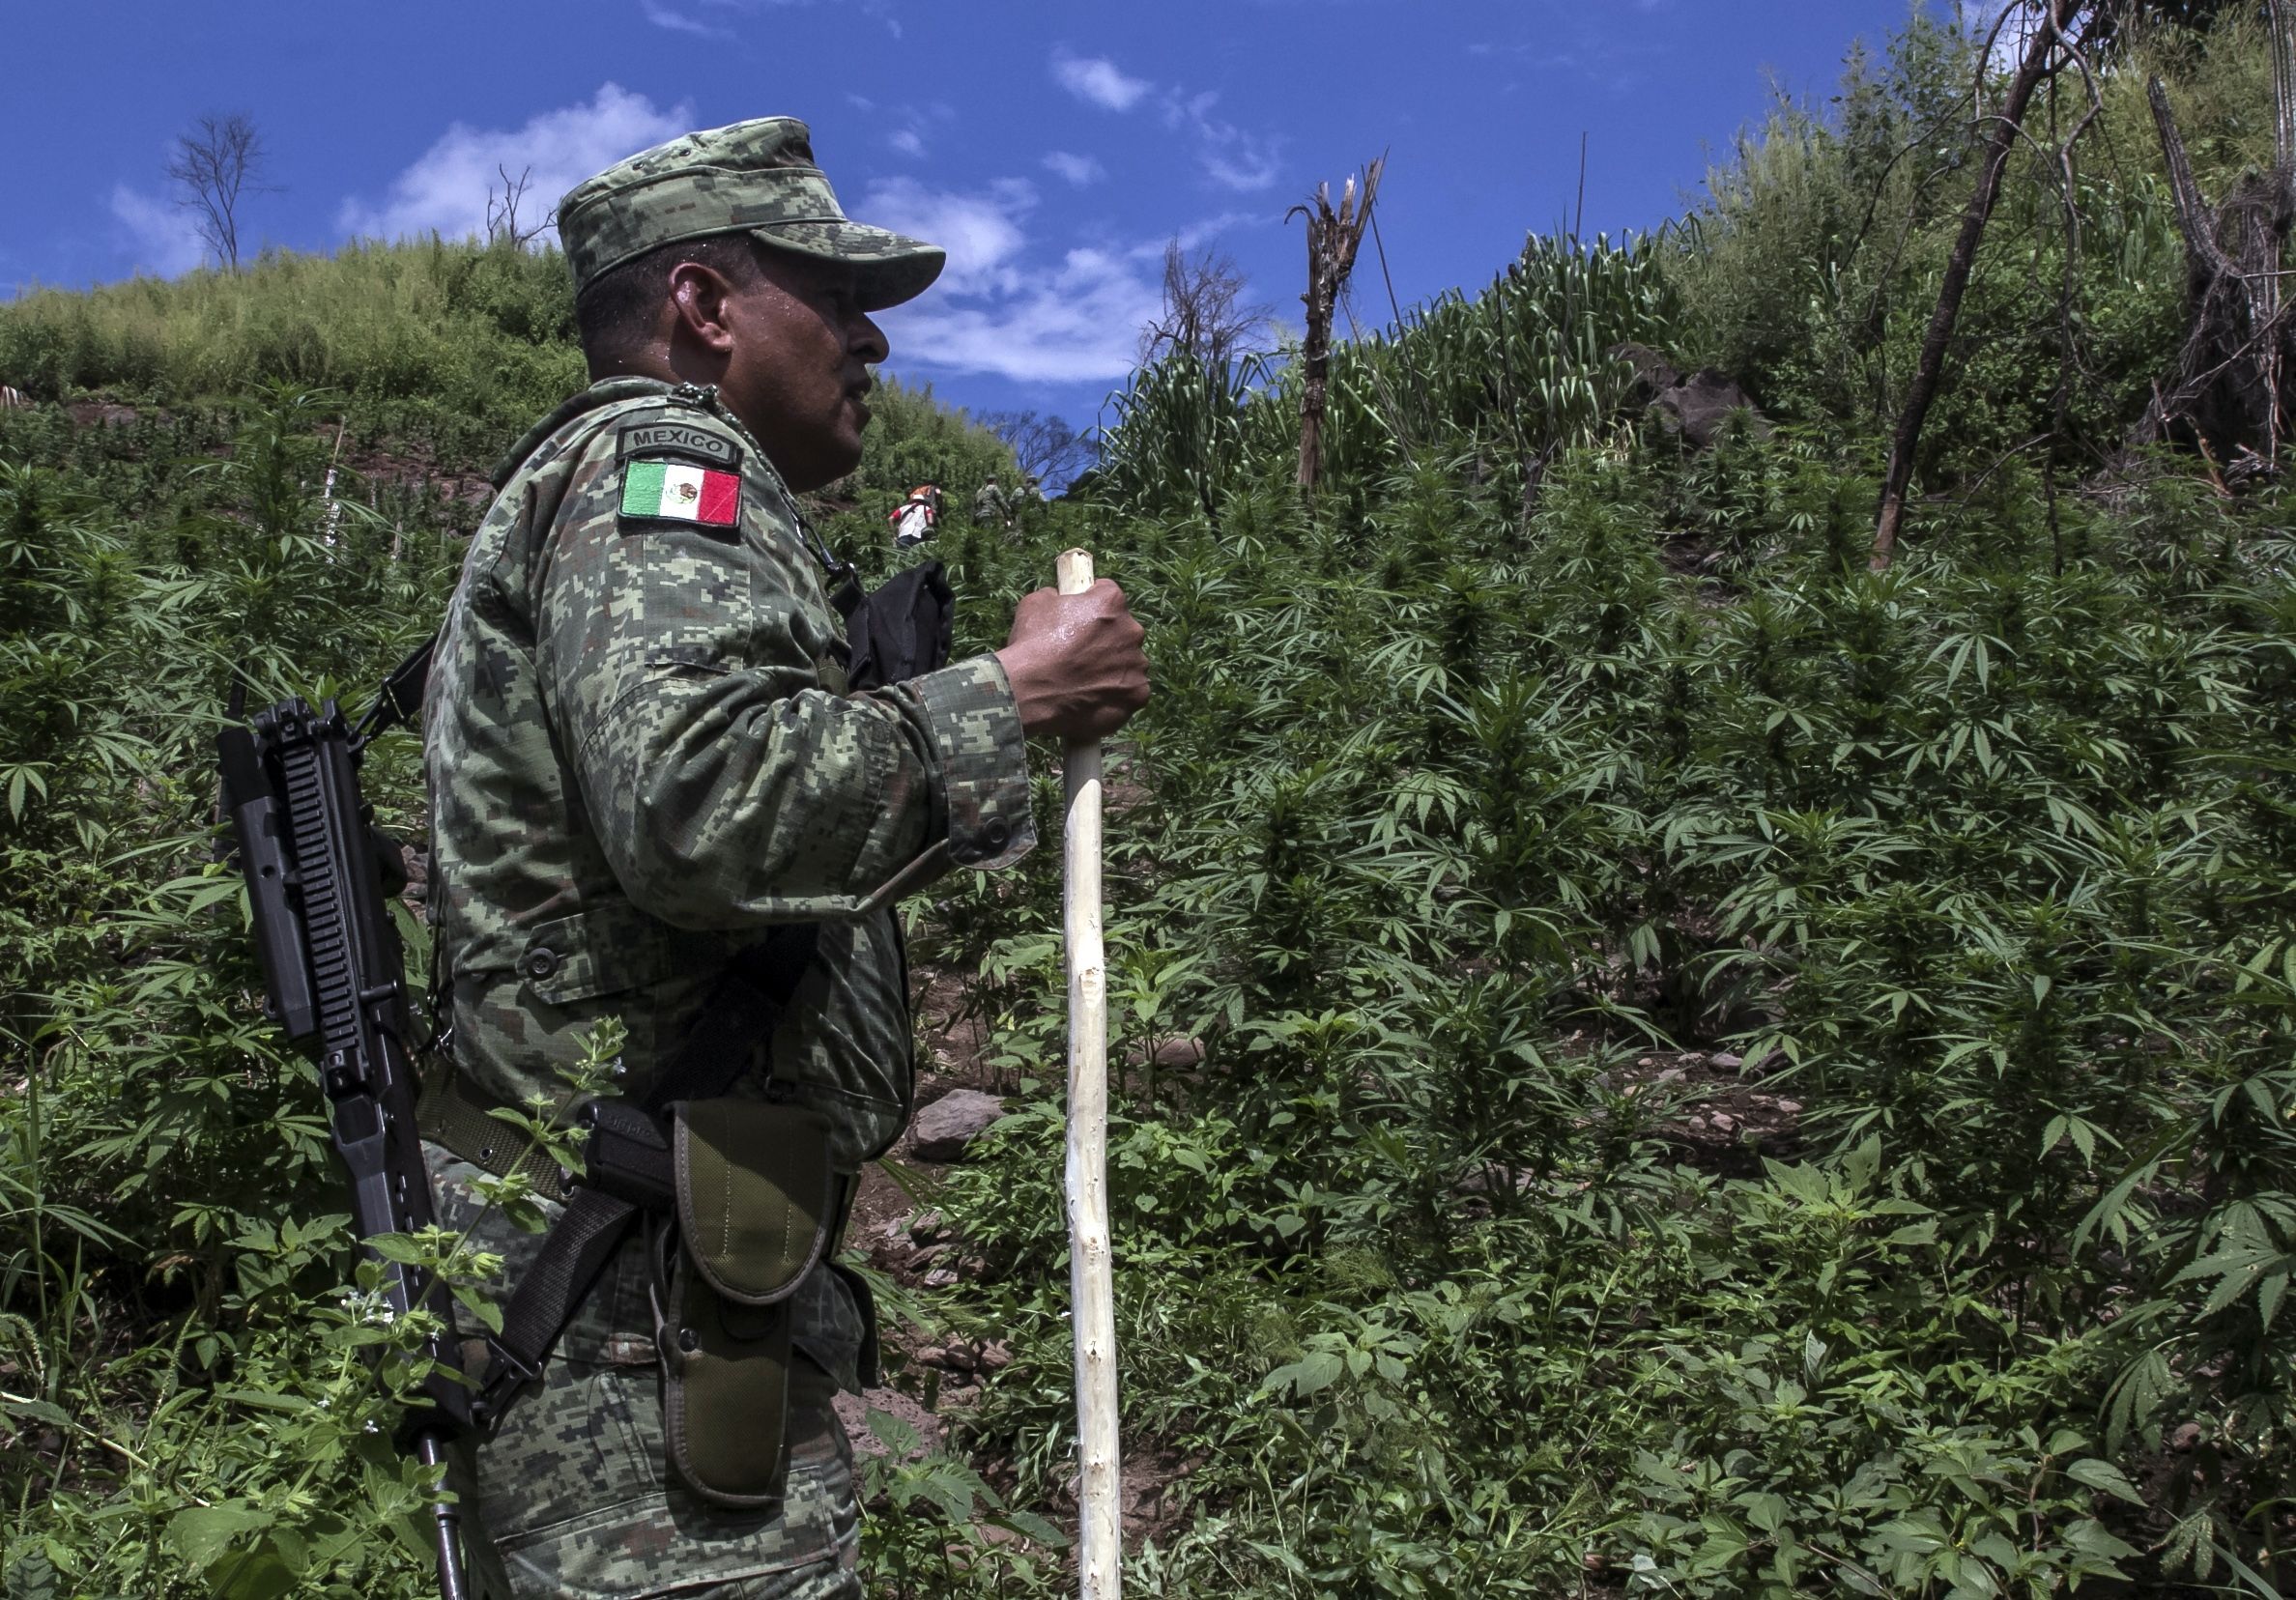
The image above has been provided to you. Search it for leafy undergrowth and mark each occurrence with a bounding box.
[868,437,2296,1600]
[3,11,2294,1599]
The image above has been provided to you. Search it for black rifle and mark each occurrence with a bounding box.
[216,666,472,1600]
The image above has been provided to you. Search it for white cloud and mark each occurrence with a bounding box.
[859,176,1036,298]
[859,177,1168,384]
[1047,49,1285,194]
[1196,121,1282,192]
[337,85,690,245]
[1166,88,1286,192]
[640,0,731,37]
[888,128,926,157]
[1139,210,1262,256]
[877,246,1165,384]
[1052,51,1152,112]
[1042,151,1105,187]
[109,185,207,276]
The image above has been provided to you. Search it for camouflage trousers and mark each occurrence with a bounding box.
[456,1367,861,1600]
[429,1148,863,1599]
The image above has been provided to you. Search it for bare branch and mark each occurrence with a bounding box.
[982,411,1099,493]
[1137,242,1271,369]
[166,113,270,271]
[1872,1,2083,570]
[486,163,555,247]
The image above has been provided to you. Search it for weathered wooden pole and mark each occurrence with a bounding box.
[1056,547,1122,1599]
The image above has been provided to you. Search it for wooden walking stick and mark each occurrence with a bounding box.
[1057,547,1122,1599]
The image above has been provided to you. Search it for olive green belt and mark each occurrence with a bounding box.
[415,1059,573,1197]
[416,1061,859,1240]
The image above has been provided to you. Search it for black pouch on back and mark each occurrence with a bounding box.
[834,558,954,689]
[660,1097,838,1509]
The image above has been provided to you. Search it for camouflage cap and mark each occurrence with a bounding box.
[558,117,943,311]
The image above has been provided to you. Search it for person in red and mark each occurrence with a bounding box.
[888,482,941,548]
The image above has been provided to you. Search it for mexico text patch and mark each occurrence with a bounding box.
[619,422,739,469]
[621,460,740,528]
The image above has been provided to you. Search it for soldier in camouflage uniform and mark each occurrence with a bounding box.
[971,476,1008,531]
[419,117,1149,1599]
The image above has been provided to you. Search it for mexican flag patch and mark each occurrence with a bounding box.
[621,459,739,527]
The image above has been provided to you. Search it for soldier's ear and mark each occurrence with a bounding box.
[668,262,739,355]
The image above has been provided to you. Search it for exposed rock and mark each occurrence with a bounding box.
[1708,1052,1745,1072]
[67,400,139,428]
[1452,1166,1533,1196]
[1127,1036,1207,1069]
[1776,1099,1804,1117]
[1654,369,1771,449]
[1611,342,1683,406]
[922,1267,959,1289]
[1709,1111,1739,1135]
[909,1089,1008,1162]
[1611,345,1770,448]
[1151,1036,1205,1069]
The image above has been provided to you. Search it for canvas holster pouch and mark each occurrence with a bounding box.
[660,1096,837,1509]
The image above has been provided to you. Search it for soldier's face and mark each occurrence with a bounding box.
[719,250,888,493]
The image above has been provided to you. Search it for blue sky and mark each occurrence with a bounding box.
[4,0,1968,436]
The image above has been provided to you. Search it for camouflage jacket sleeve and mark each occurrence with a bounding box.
[533,406,1035,929]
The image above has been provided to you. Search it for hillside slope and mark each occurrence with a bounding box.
[3,12,2292,1599]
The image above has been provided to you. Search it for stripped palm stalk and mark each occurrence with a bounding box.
[1291,157,1385,492]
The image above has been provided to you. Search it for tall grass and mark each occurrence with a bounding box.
[0,240,583,463]
[1102,233,1676,518]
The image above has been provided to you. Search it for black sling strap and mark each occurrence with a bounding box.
[834,558,954,690]
[353,636,438,748]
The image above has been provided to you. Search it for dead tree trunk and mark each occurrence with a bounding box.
[1872,0,2082,571]
[2135,0,2296,484]
[1291,158,1384,493]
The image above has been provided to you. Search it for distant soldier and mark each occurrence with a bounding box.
[888,482,941,548]
[972,475,1008,529]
